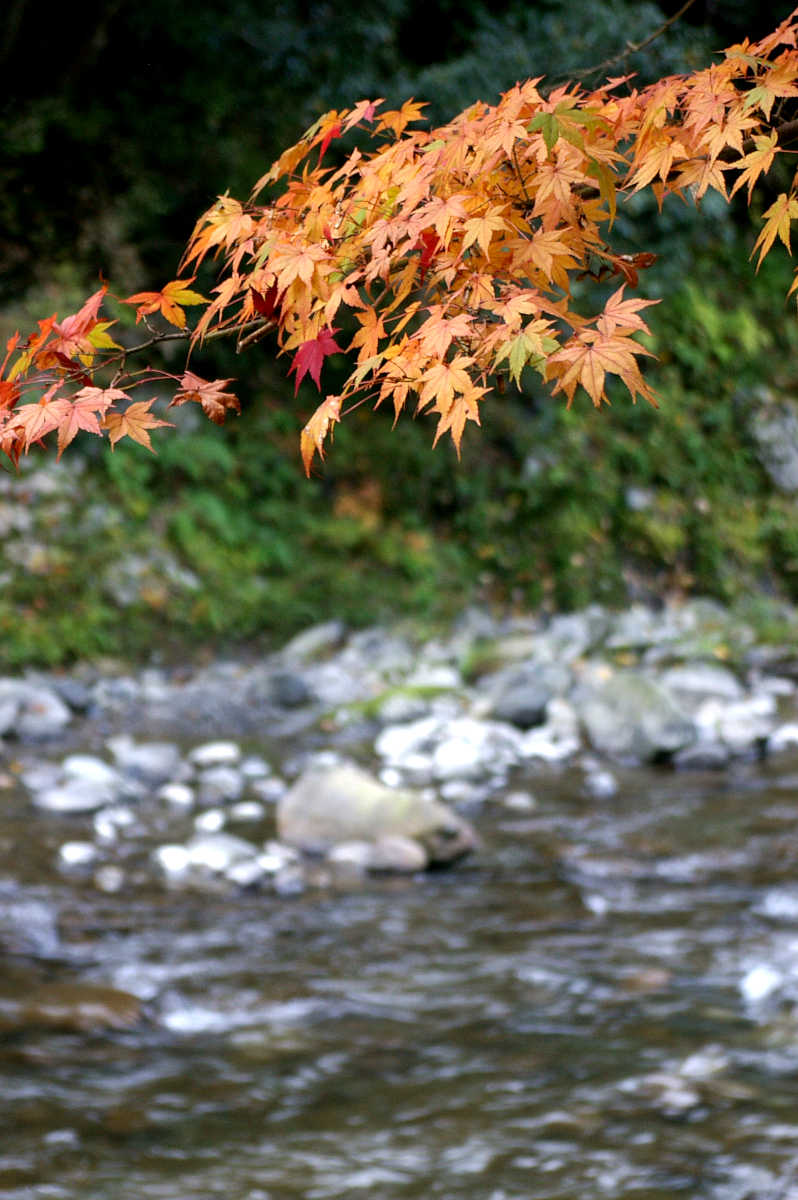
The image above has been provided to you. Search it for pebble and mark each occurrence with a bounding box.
[58,841,99,868]
[33,779,115,814]
[188,740,242,767]
[157,782,195,809]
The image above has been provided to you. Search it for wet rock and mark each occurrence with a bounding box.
[376,716,524,781]
[184,832,259,874]
[277,762,475,864]
[197,765,244,803]
[486,661,571,728]
[660,662,744,706]
[573,670,695,763]
[33,778,116,814]
[519,698,581,762]
[57,842,99,870]
[695,694,777,756]
[157,782,195,809]
[0,983,144,1033]
[369,834,428,873]
[188,740,241,768]
[0,681,72,740]
[0,883,61,959]
[61,754,121,788]
[107,735,183,786]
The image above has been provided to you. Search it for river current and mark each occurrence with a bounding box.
[4,745,798,1199]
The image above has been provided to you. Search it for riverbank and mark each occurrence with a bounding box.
[4,595,798,899]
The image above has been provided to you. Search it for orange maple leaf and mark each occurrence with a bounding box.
[171,372,240,424]
[123,278,207,329]
[102,399,173,451]
[300,394,341,476]
[55,386,125,458]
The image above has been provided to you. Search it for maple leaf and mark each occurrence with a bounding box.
[55,386,124,458]
[730,132,779,201]
[171,372,240,425]
[102,400,173,452]
[300,395,341,476]
[752,192,798,268]
[417,230,440,283]
[123,278,207,329]
[288,327,343,395]
[549,330,656,408]
[8,384,71,451]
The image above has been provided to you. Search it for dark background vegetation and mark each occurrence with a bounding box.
[3,0,798,667]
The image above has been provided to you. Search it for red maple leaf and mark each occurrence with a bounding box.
[288,327,343,395]
[417,231,440,283]
[250,284,280,319]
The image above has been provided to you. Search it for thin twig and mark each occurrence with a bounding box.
[569,0,701,83]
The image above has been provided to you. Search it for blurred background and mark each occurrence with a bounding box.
[3,0,798,669]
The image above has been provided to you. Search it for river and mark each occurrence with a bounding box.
[4,745,798,1199]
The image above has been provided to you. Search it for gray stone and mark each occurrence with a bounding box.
[0,682,72,740]
[277,762,475,864]
[33,778,116,813]
[107,735,183,785]
[197,765,244,803]
[750,392,798,492]
[185,832,259,874]
[660,663,744,707]
[574,670,695,762]
[0,882,61,958]
[188,740,241,767]
[487,661,571,728]
[61,754,121,788]
[281,620,347,663]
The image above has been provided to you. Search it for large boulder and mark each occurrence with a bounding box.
[573,670,695,763]
[277,763,475,866]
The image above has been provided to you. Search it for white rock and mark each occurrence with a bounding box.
[58,841,98,868]
[33,778,115,813]
[197,765,244,803]
[188,740,241,768]
[185,833,258,873]
[61,755,120,787]
[768,723,798,754]
[93,805,135,843]
[229,801,265,823]
[94,865,125,893]
[194,809,226,833]
[240,755,272,779]
[153,844,192,876]
[249,776,287,803]
[157,782,195,809]
[327,840,373,869]
[225,859,266,888]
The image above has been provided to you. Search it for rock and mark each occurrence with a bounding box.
[574,670,695,762]
[188,740,241,767]
[694,695,776,755]
[281,620,347,662]
[197,765,244,803]
[376,716,524,781]
[660,663,744,706]
[750,391,798,492]
[184,832,259,874]
[0,983,143,1034]
[486,661,571,728]
[369,834,428,873]
[157,782,195,809]
[107,735,183,786]
[277,762,475,864]
[33,778,116,813]
[519,698,581,762]
[61,754,121,787]
[0,883,61,958]
[0,681,72,740]
[57,841,99,869]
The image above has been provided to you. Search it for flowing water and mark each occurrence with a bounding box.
[4,750,798,1199]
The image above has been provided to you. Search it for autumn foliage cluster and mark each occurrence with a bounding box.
[4,10,798,474]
